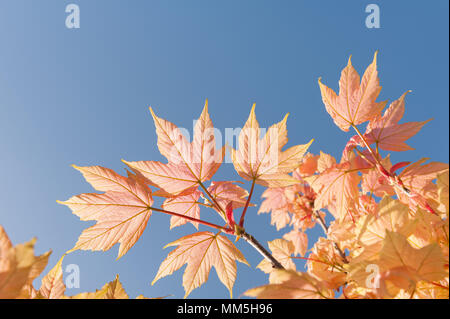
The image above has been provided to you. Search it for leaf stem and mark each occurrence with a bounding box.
[198,182,227,219]
[431,281,449,290]
[239,178,256,227]
[352,125,383,168]
[150,206,232,233]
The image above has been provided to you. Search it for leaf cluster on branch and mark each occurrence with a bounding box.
[1,52,448,299]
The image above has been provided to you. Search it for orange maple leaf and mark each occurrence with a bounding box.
[318,52,386,131]
[152,231,248,298]
[0,226,51,299]
[311,160,361,221]
[358,91,431,151]
[231,104,313,188]
[58,166,154,258]
[245,269,333,299]
[123,100,225,196]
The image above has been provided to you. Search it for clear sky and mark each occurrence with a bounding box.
[0,1,448,299]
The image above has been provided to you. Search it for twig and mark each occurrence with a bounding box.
[241,231,285,269]
[313,210,349,263]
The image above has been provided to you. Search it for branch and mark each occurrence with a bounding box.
[241,231,285,269]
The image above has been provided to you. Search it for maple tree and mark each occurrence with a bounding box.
[1,53,448,299]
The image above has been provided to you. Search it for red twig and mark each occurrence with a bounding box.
[239,178,256,227]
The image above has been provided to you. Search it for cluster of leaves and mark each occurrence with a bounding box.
[53,100,313,298]
[1,53,448,299]
[246,53,449,299]
[0,225,148,299]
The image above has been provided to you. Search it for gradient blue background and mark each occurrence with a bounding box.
[0,0,448,299]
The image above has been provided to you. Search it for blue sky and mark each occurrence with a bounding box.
[0,1,448,299]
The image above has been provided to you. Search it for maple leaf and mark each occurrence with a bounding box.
[283,230,308,257]
[359,91,431,151]
[356,197,415,247]
[245,269,333,299]
[123,100,225,196]
[307,254,347,290]
[271,210,293,231]
[408,208,446,249]
[398,158,449,193]
[347,230,447,298]
[70,275,129,299]
[162,190,202,229]
[38,257,65,299]
[306,237,347,290]
[376,231,447,295]
[296,153,319,177]
[38,255,149,299]
[259,188,289,214]
[58,165,154,258]
[317,151,336,173]
[311,160,361,221]
[231,104,313,187]
[258,187,295,230]
[0,226,13,273]
[327,219,357,251]
[0,226,51,299]
[205,181,252,211]
[257,239,296,283]
[152,231,248,298]
[318,52,386,131]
